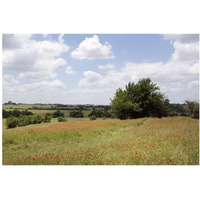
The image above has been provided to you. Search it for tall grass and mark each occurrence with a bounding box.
[2,117,199,165]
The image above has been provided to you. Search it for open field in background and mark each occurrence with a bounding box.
[3,108,91,118]
[2,117,199,165]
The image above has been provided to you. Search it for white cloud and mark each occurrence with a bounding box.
[3,79,66,103]
[78,34,199,103]
[3,74,19,85]
[58,34,64,43]
[164,34,199,43]
[79,71,103,86]
[171,41,199,63]
[3,34,69,80]
[2,34,32,49]
[71,35,115,60]
[65,66,76,74]
[98,64,115,70]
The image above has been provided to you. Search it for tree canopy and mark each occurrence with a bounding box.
[110,78,169,119]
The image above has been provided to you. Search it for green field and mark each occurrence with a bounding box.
[2,117,199,165]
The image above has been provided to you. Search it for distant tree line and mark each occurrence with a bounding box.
[3,109,33,118]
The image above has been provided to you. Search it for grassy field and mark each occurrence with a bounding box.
[3,108,91,118]
[2,117,199,165]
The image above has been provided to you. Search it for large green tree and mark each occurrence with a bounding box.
[110,78,169,119]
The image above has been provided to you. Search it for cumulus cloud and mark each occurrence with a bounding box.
[19,80,65,92]
[79,71,103,86]
[98,64,115,70]
[71,35,115,60]
[3,34,69,80]
[78,34,199,103]
[3,79,65,103]
[65,66,76,74]
[3,74,19,85]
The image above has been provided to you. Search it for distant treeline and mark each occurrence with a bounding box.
[3,109,33,118]
[3,102,198,120]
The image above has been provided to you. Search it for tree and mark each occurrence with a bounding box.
[6,116,18,128]
[184,100,199,119]
[69,111,84,118]
[52,110,64,118]
[110,78,169,119]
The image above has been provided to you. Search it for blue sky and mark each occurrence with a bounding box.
[2,34,199,104]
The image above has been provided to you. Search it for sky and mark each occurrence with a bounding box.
[2,34,199,105]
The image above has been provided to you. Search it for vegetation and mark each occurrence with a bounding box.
[44,113,52,123]
[70,110,84,118]
[52,110,64,118]
[58,117,68,122]
[6,116,18,128]
[6,114,44,129]
[88,109,111,118]
[184,100,199,119]
[3,109,33,118]
[90,115,97,120]
[3,117,199,165]
[110,78,169,119]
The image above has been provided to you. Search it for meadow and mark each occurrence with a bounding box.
[2,117,199,165]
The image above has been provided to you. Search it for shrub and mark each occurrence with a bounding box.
[6,116,18,128]
[90,115,96,120]
[44,113,52,123]
[18,115,30,127]
[52,110,64,118]
[58,117,68,122]
[30,115,43,124]
[70,111,84,118]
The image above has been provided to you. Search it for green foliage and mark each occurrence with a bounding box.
[184,100,199,119]
[88,110,104,117]
[18,115,30,127]
[110,78,169,119]
[6,114,45,129]
[3,109,33,118]
[169,104,186,116]
[70,110,84,118]
[52,110,64,118]
[90,115,97,120]
[44,113,52,123]
[6,116,18,128]
[58,117,68,122]
[30,115,43,124]
[88,109,112,118]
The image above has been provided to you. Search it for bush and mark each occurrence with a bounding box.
[52,110,64,118]
[18,115,30,127]
[30,115,43,124]
[6,116,18,128]
[3,109,33,118]
[44,113,52,123]
[58,117,68,122]
[70,111,84,118]
[90,115,96,120]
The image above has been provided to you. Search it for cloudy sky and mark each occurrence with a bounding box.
[2,34,199,104]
